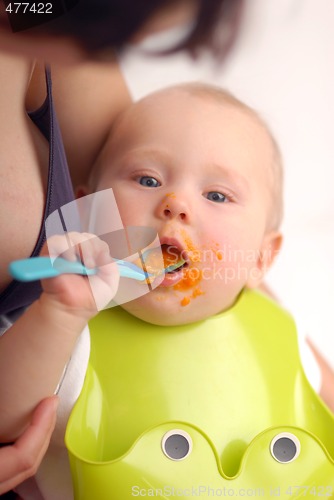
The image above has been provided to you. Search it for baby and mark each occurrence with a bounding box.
[2,84,334,500]
[84,83,283,324]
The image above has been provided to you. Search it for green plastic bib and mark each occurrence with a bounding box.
[65,289,334,498]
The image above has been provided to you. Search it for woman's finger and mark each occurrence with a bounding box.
[0,396,58,494]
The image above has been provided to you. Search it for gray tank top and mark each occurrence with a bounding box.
[0,67,75,316]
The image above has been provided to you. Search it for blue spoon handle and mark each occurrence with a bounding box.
[9,257,150,282]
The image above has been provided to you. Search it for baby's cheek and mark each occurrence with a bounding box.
[200,246,249,297]
[173,246,227,308]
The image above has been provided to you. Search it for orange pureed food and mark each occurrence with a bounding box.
[174,268,204,307]
[172,232,205,306]
[135,235,223,306]
[142,245,179,275]
[134,245,181,285]
[173,267,202,291]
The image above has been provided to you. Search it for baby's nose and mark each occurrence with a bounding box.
[163,207,186,221]
[158,194,191,222]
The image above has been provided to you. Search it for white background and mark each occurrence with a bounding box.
[120,0,334,368]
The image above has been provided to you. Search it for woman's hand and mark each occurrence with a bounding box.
[0,397,58,495]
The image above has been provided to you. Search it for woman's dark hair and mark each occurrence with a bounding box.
[5,0,244,58]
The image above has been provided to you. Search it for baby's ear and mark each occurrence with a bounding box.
[75,185,91,199]
[247,231,283,289]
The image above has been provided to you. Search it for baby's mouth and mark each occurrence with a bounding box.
[141,241,189,280]
[160,244,188,274]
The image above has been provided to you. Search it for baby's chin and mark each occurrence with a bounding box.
[120,294,208,326]
[119,289,233,326]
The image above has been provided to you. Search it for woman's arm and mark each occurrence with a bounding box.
[0,234,119,441]
[0,294,88,441]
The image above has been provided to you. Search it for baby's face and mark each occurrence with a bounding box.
[95,90,279,325]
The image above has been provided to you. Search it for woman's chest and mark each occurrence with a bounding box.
[0,117,48,292]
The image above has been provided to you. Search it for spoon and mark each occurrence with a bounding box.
[9,257,150,282]
[9,255,186,283]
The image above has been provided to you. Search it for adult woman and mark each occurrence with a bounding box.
[0,0,243,496]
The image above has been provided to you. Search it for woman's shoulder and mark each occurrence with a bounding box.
[50,58,133,188]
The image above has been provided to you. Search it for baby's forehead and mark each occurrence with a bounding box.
[121,87,262,130]
[106,88,276,183]
[104,89,276,183]
[131,87,240,113]
[113,88,272,158]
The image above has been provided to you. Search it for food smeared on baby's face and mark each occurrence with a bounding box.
[173,235,226,306]
[171,231,203,306]
[138,230,225,307]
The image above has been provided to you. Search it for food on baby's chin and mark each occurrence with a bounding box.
[173,267,202,291]
[180,287,204,307]
[174,268,204,307]
[181,296,191,307]
[192,287,204,298]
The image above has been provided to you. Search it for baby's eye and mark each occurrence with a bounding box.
[138,176,161,188]
[205,191,227,203]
